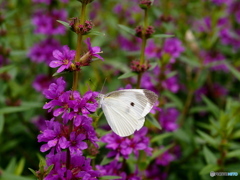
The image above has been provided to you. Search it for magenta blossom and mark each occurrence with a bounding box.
[45,151,99,179]
[32,9,67,35]
[32,74,55,92]
[28,38,61,64]
[101,127,152,159]
[85,38,104,61]
[49,45,76,73]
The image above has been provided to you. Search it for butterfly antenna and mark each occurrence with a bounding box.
[100,78,107,94]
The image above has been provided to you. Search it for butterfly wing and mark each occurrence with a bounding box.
[101,89,158,137]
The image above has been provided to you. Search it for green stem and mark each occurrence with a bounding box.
[137,8,149,88]
[72,2,87,91]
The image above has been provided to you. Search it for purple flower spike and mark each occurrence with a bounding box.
[49,45,76,73]
[85,38,104,61]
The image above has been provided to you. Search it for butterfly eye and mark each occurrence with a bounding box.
[130,102,135,107]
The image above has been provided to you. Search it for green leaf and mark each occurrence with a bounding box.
[189,106,209,114]
[178,56,200,67]
[162,91,183,109]
[100,157,113,166]
[166,71,177,78]
[197,130,218,146]
[0,106,33,114]
[100,175,122,179]
[199,164,219,175]
[118,24,135,36]
[226,149,240,159]
[15,158,25,175]
[173,128,191,143]
[152,34,174,38]
[0,114,4,134]
[224,62,240,81]
[203,146,217,164]
[151,132,172,143]
[46,164,54,174]
[146,113,162,130]
[202,96,220,118]
[86,30,105,36]
[0,65,15,73]
[150,144,174,161]
[1,171,35,180]
[5,157,17,173]
[28,168,37,176]
[118,72,137,79]
[57,20,70,28]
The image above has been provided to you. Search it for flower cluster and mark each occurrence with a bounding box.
[32,9,67,35]
[48,38,103,73]
[101,127,152,159]
[130,60,151,73]
[38,77,100,179]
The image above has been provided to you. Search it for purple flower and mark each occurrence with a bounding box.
[32,74,55,92]
[162,75,180,93]
[117,35,141,51]
[162,38,185,63]
[201,50,228,71]
[146,164,167,180]
[101,127,152,159]
[85,38,104,61]
[219,29,240,50]
[156,146,181,166]
[43,77,66,100]
[195,83,228,102]
[159,108,179,132]
[31,116,47,131]
[45,151,99,179]
[68,132,88,153]
[211,0,233,6]
[37,119,69,152]
[96,160,141,180]
[32,9,67,35]
[28,38,61,64]
[145,39,161,59]
[49,45,76,73]
[193,17,212,33]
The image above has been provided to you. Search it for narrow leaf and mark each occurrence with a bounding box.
[162,91,183,109]
[0,65,15,73]
[0,106,33,114]
[199,164,219,175]
[146,113,162,130]
[86,30,105,36]
[28,168,37,176]
[151,133,172,143]
[225,62,240,81]
[100,157,113,166]
[197,130,217,146]
[0,114,4,134]
[202,96,220,118]
[178,56,200,67]
[152,34,174,38]
[226,149,240,159]
[100,175,122,180]
[56,20,70,28]
[118,72,137,79]
[203,146,217,164]
[15,158,25,175]
[118,24,135,36]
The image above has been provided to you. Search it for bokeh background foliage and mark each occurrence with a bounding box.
[1,0,240,179]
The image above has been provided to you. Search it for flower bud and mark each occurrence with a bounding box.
[139,0,152,9]
[130,60,151,73]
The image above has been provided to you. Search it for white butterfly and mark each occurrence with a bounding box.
[98,89,158,137]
